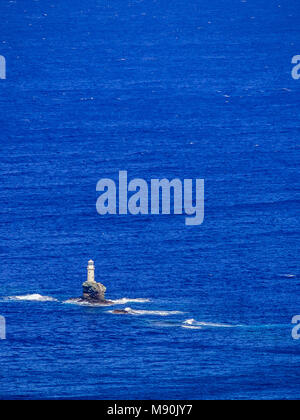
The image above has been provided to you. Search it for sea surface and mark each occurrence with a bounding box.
[0,0,299,400]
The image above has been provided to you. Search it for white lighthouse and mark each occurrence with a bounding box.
[87,259,95,283]
[81,259,108,303]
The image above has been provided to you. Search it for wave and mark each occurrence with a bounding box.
[108,307,183,316]
[63,298,111,307]
[63,297,150,307]
[111,298,151,304]
[280,274,296,278]
[182,318,235,329]
[182,324,203,330]
[6,294,58,302]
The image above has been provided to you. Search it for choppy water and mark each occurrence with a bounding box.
[0,0,299,400]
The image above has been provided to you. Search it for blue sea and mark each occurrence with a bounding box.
[0,0,299,400]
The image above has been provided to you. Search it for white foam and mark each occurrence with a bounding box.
[280,274,296,278]
[183,318,235,328]
[63,298,110,307]
[62,297,150,306]
[111,298,151,305]
[108,307,183,316]
[7,294,58,302]
[182,324,202,330]
[63,298,91,306]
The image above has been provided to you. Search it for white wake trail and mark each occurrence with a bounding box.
[6,294,58,302]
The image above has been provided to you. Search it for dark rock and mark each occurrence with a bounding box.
[82,280,112,304]
[82,280,105,301]
[112,309,130,314]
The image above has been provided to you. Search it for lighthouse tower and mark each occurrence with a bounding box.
[87,259,95,283]
[82,259,109,303]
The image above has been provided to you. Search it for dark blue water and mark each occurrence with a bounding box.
[0,0,299,400]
